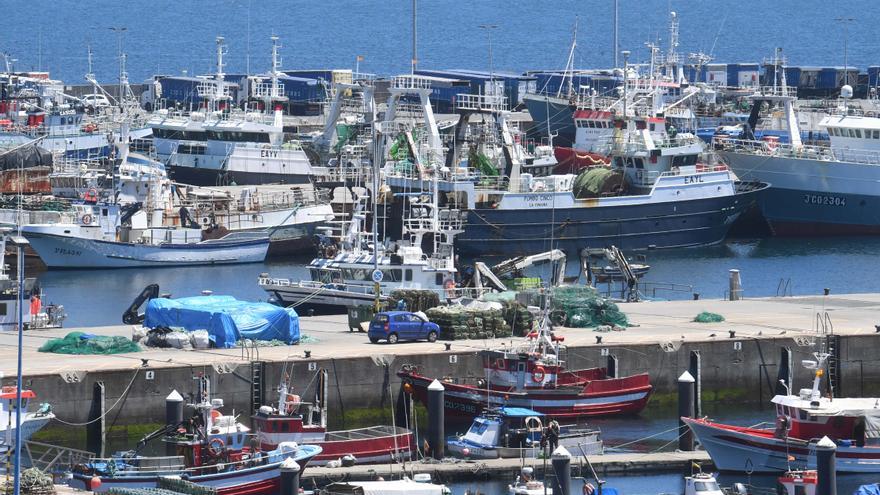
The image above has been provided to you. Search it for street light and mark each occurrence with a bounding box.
[621,50,631,118]
[9,232,28,495]
[479,24,498,96]
[834,17,854,87]
[109,27,127,105]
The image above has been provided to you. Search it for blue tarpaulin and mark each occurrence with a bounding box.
[855,485,880,495]
[144,295,299,348]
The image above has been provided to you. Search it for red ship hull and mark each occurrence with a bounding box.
[398,367,652,420]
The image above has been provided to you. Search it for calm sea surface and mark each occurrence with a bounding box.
[1,1,878,84]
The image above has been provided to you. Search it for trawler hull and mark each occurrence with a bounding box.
[720,150,880,235]
[456,182,767,256]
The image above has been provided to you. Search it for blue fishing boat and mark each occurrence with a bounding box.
[447,407,602,460]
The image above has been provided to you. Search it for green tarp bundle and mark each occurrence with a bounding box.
[572,168,627,199]
[39,331,141,355]
[693,311,725,323]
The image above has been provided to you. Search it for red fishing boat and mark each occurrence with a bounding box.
[252,368,413,465]
[398,326,652,420]
[684,351,880,473]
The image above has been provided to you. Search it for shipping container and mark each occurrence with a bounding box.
[282,69,353,85]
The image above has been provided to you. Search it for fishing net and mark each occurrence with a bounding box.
[425,305,511,340]
[572,168,628,199]
[549,285,629,328]
[2,468,54,495]
[39,331,141,355]
[693,311,725,323]
[389,289,441,313]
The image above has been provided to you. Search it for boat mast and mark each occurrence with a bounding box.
[411,0,417,75]
[612,0,619,69]
[557,17,578,99]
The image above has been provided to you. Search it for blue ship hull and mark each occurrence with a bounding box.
[759,187,880,236]
[522,93,576,148]
[456,183,767,256]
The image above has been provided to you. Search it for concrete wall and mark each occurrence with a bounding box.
[26,334,880,426]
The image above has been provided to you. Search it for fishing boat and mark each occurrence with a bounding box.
[508,467,551,495]
[68,377,322,494]
[447,406,602,459]
[382,76,765,257]
[0,386,54,448]
[320,477,451,495]
[252,369,413,465]
[715,84,880,235]
[399,321,652,420]
[20,153,270,268]
[684,351,880,473]
[151,37,316,187]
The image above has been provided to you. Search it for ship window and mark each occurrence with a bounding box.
[634,158,644,169]
[855,129,862,138]
[613,157,625,168]
[873,130,880,139]
[694,481,720,492]
[405,269,412,281]
[281,423,289,432]
[794,486,807,495]
[436,274,444,286]
[0,303,6,316]
[625,158,635,168]
[799,409,807,420]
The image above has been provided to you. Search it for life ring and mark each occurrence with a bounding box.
[207,437,225,457]
[81,214,93,225]
[444,278,456,298]
[532,366,546,383]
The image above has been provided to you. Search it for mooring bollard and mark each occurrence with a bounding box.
[165,390,184,455]
[427,379,445,460]
[728,269,742,301]
[678,371,695,451]
[551,446,572,495]
[816,436,837,495]
[280,457,301,495]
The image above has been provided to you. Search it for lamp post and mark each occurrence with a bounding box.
[10,233,28,495]
[109,26,127,106]
[834,17,854,88]
[479,24,499,96]
[621,50,631,118]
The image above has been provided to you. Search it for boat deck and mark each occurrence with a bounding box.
[6,292,880,376]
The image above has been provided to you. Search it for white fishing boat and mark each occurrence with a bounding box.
[151,37,316,187]
[0,385,54,449]
[21,152,270,268]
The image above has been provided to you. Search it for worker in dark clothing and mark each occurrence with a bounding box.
[546,419,560,452]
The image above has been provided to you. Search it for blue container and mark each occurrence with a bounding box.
[818,68,840,89]
[868,67,880,87]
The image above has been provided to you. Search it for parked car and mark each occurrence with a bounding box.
[82,94,111,109]
[368,311,440,344]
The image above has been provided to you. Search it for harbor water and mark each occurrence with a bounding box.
[36,236,880,328]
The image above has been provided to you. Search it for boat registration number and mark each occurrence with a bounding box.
[803,194,846,206]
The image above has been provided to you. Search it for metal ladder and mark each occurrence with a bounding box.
[251,360,265,413]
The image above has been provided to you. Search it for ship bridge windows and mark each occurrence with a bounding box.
[153,128,207,141]
[672,154,698,167]
[208,130,271,143]
[855,129,863,138]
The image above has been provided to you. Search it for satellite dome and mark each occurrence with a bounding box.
[841,85,853,99]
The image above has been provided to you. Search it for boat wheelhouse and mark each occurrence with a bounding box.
[447,406,602,459]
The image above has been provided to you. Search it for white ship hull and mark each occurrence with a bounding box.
[23,230,269,268]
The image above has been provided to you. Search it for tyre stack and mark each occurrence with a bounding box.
[425,306,510,340]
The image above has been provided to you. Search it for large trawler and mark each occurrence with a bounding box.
[715,84,880,235]
[383,78,765,257]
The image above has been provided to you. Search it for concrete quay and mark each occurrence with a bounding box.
[3,292,880,425]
